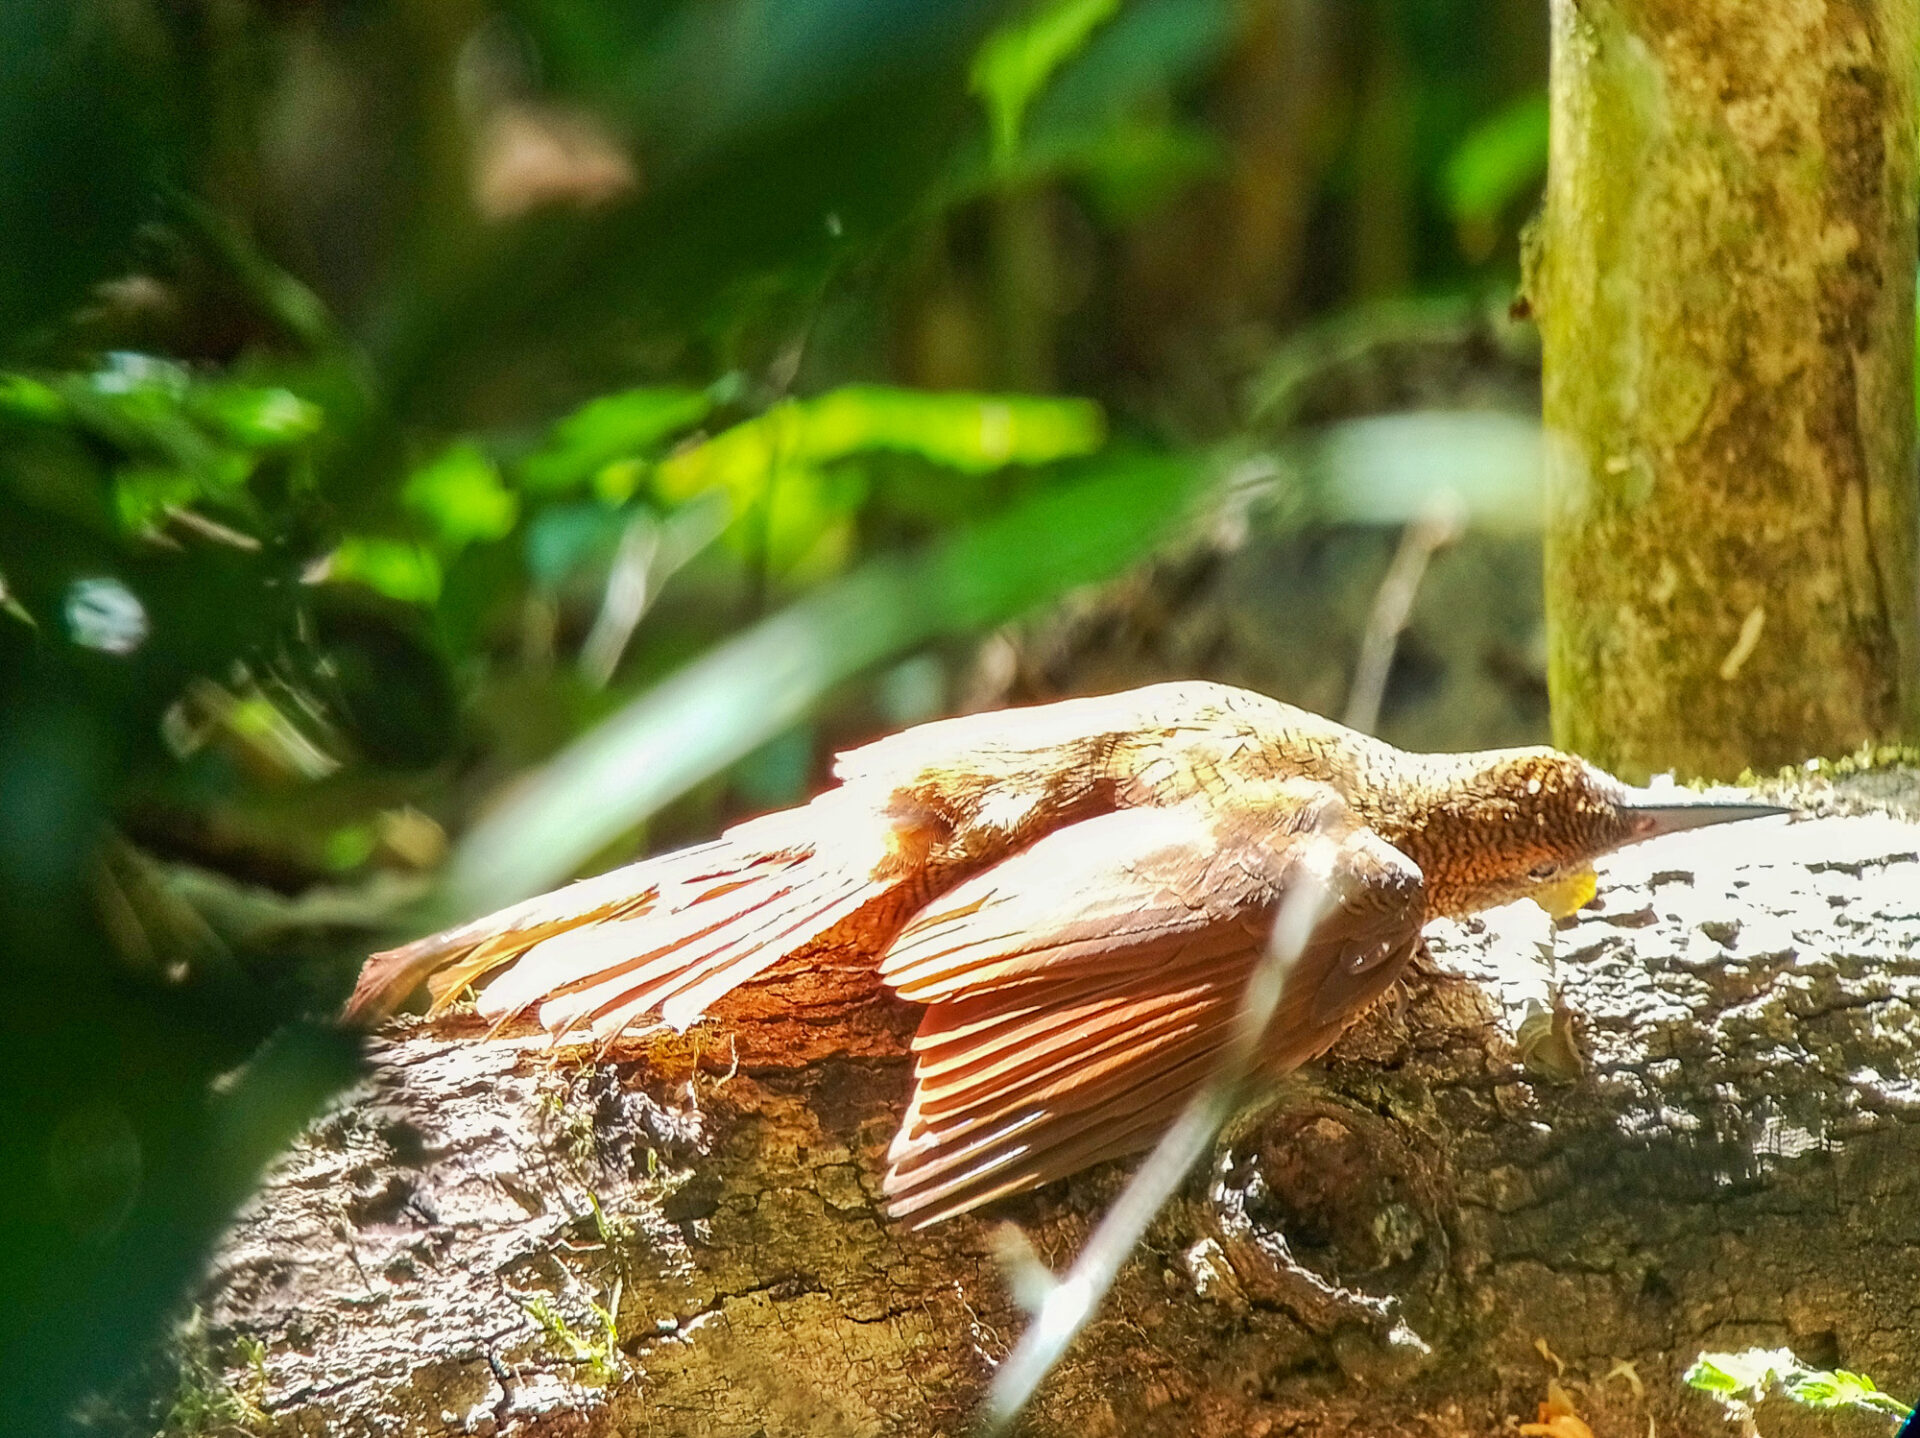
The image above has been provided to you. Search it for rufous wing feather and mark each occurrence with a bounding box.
[876,786,1424,1226]
[343,851,699,1021]
[347,787,934,1036]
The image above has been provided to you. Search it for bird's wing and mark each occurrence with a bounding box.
[344,785,936,1034]
[347,682,1293,1030]
[876,787,1423,1226]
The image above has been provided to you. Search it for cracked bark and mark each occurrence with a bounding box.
[166,778,1920,1438]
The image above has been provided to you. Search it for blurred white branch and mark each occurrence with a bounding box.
[981,847,1337,1433]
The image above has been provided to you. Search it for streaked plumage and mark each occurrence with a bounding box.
[346,680,1783,1226]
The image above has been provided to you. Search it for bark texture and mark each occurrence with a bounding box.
[1537,0,1920,780]
[165,787,1920,1438]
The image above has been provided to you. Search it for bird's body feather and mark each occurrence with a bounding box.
[876,793,1421,1223]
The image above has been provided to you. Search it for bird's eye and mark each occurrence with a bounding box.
[1527,861,1560,882]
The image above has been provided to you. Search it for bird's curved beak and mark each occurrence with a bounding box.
[1620,788,1791,839]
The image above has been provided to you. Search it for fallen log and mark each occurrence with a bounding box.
[156,776,1920,1438]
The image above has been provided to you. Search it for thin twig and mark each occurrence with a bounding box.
[579,515,661,688]
[980,847,1337,1434]
[1342,497,1464,735]
[163,506,263,551]
[578,495,730,687]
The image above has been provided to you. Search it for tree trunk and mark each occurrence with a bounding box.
[151,784,1920,1438]
[1537,0,1920,781]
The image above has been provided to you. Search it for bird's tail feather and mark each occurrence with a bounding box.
[348,787,915,1040]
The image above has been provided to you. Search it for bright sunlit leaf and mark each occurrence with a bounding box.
[1788,1369,1899,1411]
[1684,1349,1796,1397]
[519,385,713,496]
[188,383,323,449]
[655,386,1105,507]
[402,442,519,549]
[758,463,866,583]
[1685,1349,1914,1422]
[328,537,444,604]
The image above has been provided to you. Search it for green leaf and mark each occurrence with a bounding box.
[754,463,866,583]
[1682,1357,1742,1396]
[1685,1349,1915,1421]
[82,351,190,402]
[1786,1369,1910,1416]
[524,502,633,592]
[113,466,205,532]
[936,0,1232,214]
[519,386,713,496]
[0,373,67,422]
[187,383,323,449]
[655,386,1105,507]
[62,355,238,482]
[5,360,321,534]
[322,825,378,873]
[1683,1349,1795,1399]
[1689,1359,1751,1390]
[1073,119,1221,222]
[402,443,519,550]
[1787,1372,1847,1409]
[973,0,1124,166]
[1443,90,1549,226]
[328,537,443,604]
[27,353,312,512]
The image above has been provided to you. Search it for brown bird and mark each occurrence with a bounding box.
[347,681,1782,1227]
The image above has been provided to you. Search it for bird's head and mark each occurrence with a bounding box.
[1389,748,1787,919]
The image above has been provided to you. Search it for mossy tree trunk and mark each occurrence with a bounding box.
[1537,0,1920,781]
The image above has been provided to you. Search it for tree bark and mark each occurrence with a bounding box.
[157,783,1920,1438]
[1537,0,1920,781]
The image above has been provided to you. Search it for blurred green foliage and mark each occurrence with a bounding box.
[0,0,1550,1427]
[1444,90,1549,258]
[975,0,1125,166]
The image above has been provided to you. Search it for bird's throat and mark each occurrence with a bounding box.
[1531,866,1598,919]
